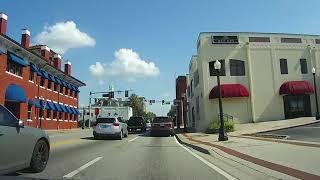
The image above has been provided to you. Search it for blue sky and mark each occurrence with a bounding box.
[2,0,320,115]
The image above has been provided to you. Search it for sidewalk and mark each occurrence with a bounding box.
[176,133,320,180]
[230,117,320,135]
[45,127,92,136]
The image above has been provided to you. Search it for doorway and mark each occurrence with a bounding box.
[283,94,311,119]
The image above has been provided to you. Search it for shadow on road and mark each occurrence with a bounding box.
[80,136,122,140]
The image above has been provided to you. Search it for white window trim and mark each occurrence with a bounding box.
[48,88,52,91]
[40,86,45,89]
[73,121,77,122]
[53,101,57,103]
[54,91,58,94]
[29,80,34,84]
[5,71,23,79]
[59,93,63,95]
[27,119,32,122]
[46,118,51,121]
[64,120,68,122]
[58,119,63,122]
[53,119,57,121]
[40,117,44,120]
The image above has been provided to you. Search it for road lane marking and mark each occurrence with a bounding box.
[174,136,237,180]
[63,157,103,178]
[128,136,139,142]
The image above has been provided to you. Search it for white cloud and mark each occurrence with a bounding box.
[34,21,96,54]
[89,48,160,81]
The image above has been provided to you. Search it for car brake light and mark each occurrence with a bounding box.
[113,123,120,126]
[165,123,172,128]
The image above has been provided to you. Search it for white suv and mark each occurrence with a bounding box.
[93,117,128,140]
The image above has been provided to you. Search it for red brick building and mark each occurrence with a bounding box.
[175,76,187,128]
[0,13,85,129]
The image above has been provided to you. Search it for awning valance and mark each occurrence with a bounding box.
[7,52,29,67]
[209,84,249,99]
[60,104,68,113]
[74,108,80,115]
[53,103,63,112]
[47,102,56,111]
[48,74,57,83]
[5,84,27,103]
[30,63,42,76]
[40,70,49,79]
[279,81,314,95]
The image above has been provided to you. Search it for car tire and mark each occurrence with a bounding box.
[94,134,99,140]
[118,130,123,140]
[124,130,128,138]
[29,139,49,173]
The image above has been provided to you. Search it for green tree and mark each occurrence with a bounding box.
[126,94,146,116]
[143,111,156,121]
[167,105,176,118]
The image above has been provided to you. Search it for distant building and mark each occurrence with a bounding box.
[188,32,320,131]
[0,13,85,129]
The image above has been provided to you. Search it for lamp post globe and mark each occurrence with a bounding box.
[214,60,221,70]
[312,67,320,120]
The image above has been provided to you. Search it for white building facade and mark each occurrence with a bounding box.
[188,32,320,131]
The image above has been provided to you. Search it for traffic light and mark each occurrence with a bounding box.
[102,94,109,98]
[125,90,129,97]
[162,100,165,105]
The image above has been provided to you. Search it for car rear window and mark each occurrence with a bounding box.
[153,117,172,123]
[96,117,115,124]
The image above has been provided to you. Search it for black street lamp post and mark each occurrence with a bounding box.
[312,67,320,120]
[214,60,228,141]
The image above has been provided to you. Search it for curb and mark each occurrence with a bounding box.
[175,134,210,155]
[241,120,320,136]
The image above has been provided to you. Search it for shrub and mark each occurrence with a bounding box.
[206,119,235,134]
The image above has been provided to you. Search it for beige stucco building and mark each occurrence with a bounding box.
[187,32,320,131]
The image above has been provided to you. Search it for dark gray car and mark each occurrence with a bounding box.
[0,105,50,175]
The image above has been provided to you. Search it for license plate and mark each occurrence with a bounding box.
[101,125,109,128]
[136,129,141,131]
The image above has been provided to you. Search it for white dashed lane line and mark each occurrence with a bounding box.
[63,157,103,178]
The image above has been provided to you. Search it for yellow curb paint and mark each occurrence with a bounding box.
[51,139,83,149]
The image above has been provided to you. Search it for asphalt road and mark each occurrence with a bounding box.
[3,130,230,180]
[259,122,320,143]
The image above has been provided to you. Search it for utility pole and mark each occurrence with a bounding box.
[88,92,92,128]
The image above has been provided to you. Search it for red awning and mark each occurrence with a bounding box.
[209,84,249,99]
[279,81,314,95]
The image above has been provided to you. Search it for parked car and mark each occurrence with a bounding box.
[93,117,128,140]
[151,116,174,136]
[0,105,50,175]
[146,120,151,130]
[127,116,146,132]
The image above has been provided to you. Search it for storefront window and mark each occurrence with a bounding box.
[47,81,52,90]
[46,110,51,119]
[54,83,58,92]
[53,111,57,119]
[59,112,62,120]
[6,61,22,77]
[27,105,32,120]
[60,86,63,93]
[29,71,34,81]
[40,78,45,87]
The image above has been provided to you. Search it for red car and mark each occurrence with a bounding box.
[150,116,175,136]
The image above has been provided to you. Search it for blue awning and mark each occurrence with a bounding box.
[47,102,56,111]
[53,103,63,112]
[40,70,49,79]
[60,104,68,113]
[65,106,73,114]
[74,108,80,115]
[7,52,29,67]
[5,84,27,103]
[66,83,73,90]
[48,74,57,83]
[60,80,68,87]
[30,63,42,76]
[70,107,77,114]
[70,85,77,91]
[55,77,62,85]
[28,99,35,106]
[35,99,41,108]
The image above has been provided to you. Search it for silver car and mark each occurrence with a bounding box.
[93,117,128,140]
[0,105,50,175]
